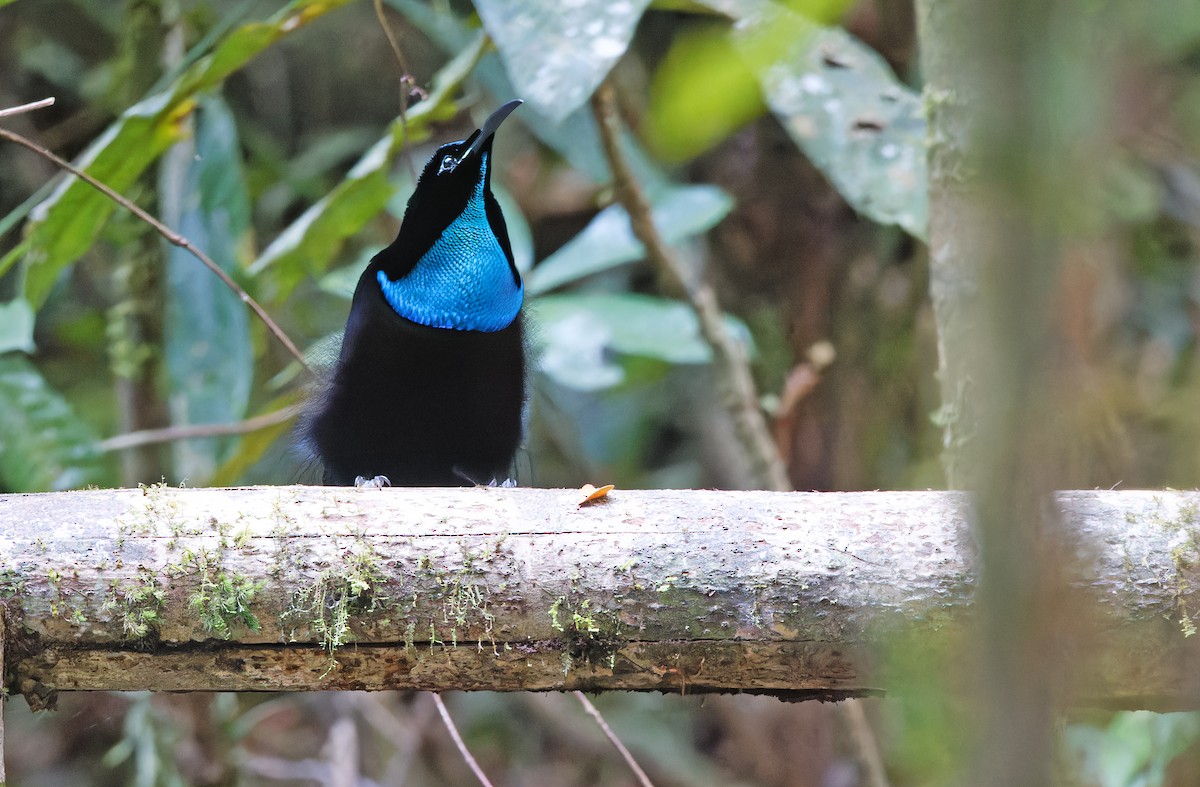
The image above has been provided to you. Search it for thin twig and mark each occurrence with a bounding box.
[0,97,56,119]
[431,693,494,787]
[590,83,790,491]
[98,404,301,452]
[373,0,418,183]
[592,83,892,787]
[354,693,436,787]
[840,697,890,787]
[0,126,311,371]
[573,691,655,787]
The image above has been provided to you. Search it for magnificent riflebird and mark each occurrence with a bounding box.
[304,100,526,486]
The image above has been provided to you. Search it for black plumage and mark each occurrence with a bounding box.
[304,101,526,486]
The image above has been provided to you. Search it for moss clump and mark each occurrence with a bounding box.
[102,568,166,641]
[1152,498,1200,637]
[0,568,25,599]
[173,546,264,638]
[284,541,386,676]
[549,596,622,672]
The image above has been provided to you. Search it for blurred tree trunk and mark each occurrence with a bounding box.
[108,0,169,486]
[917,0,1113,784]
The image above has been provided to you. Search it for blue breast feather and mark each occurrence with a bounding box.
[377,156,523,332]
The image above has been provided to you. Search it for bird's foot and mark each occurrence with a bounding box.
[452,466,517,488]
[354,475,391,489]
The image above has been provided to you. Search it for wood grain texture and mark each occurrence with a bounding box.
[1,487,1199,706]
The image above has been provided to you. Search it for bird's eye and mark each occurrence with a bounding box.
[438,155,457,174]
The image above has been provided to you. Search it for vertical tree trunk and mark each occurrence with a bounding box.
[109,0,170,486]
[916,0,1107,784]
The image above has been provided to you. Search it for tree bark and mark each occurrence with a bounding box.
[1,487,1199,708]
[1,607,6,787]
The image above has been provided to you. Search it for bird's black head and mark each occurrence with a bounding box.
[370,99,524,332]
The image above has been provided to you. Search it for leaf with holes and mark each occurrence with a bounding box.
[745,7,928,238]
[474,0,652,122]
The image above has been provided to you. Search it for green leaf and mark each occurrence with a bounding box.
[22,91,192,307]
[247,31,488,287]
[646,23,766,161]
[527,184,733,295]
[159,94,254,482]
[474,0,652,122]
[493,180,535,275]
[742,7,928,238]
[210,394,303,488]
[1068,711,1200,787]
[0,354,106,491]
[530,293,752,390]
[388,0,664,185]
[0,299,36,355]
[20,0,354,307]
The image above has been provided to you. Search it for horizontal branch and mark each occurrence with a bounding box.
[2,487,1199,709]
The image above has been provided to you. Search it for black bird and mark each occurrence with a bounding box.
[304,100,526,486]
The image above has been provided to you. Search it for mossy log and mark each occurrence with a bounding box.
[2,486,1200,709]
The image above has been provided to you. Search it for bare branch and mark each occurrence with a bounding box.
[590,83,790,491]
[98,405,301,452]
[432,694,495,787]
[573,691,655,787]
[0,127,311,371]
[0,98,56,119]
[373,0,418,183]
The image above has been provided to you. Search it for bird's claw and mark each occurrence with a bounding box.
[354,475,391,489]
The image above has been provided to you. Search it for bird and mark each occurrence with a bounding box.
[303,99,526,487]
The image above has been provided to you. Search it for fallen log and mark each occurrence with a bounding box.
[1,486,1198,709]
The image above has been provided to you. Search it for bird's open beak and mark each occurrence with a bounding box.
[459,99,523,163]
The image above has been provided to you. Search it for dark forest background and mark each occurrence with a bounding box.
[2,0,1200,784]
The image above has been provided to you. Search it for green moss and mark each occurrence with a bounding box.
[102,568,166,640]
[400,541,507,656]
[0,569,27,599]
[188,568,264,638]
[284,540,385,676]
[170,544,264,639]
[548,595,623,672]
[1152,499,1200,637]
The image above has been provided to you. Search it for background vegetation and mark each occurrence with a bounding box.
[1,0,1199,784]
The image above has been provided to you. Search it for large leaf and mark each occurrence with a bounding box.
[0,299,36,355]
[473,0,652,122]
[159,95,254,482]
[527,184,733,295]
[20,0,354,307]
[1067,712,1200,787]
[389,0,666,186]
[746,7,928,239]
[22,91,193,306]
[531,293,752,390]
[649,2,927,238]
[0,354,106,491]
[246,31,488,286]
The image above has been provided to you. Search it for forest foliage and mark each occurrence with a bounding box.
[3,0,1200,785]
